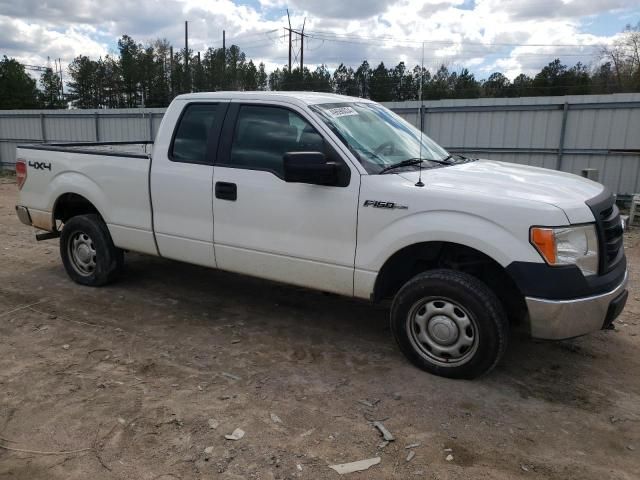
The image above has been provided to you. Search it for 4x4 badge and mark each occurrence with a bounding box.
[363,200,408,210]
[28,161,51,171]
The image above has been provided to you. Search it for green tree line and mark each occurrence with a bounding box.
[1,22,638,109]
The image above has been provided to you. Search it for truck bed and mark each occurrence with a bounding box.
[16,141,157,255]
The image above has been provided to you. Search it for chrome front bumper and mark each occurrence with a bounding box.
[526,270,629,340]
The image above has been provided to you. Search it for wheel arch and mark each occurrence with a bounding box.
[53,192,104,226]
[373,241,527,323]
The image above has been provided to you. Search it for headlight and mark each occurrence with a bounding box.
[530,225,599,276]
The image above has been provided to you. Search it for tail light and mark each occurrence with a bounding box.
[16,159,27,190]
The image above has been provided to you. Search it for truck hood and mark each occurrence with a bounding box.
[398,160,604,224]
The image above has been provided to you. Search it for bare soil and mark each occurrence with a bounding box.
[1,178,639,479]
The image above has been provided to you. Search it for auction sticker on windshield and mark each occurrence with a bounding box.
[326,106,359,118]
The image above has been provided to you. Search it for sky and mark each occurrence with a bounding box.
[0,0,639,81]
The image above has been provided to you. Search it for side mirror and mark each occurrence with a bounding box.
[283,151,338,186]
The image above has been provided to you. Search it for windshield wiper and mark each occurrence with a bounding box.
[440,154,458,164]
[379,156,457,174]
[379,158,425,174]
[444,153,477,163]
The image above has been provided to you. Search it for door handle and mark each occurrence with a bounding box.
[215,182,237,201]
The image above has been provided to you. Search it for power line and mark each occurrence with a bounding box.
[223,29,279,45]
[304,29,608,48]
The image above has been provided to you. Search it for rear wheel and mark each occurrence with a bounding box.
[391,269,508,379]
[60,214,123,286]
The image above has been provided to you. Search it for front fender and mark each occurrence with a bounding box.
[355,209,543,272]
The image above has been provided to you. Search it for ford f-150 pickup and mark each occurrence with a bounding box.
[14,92,628,379]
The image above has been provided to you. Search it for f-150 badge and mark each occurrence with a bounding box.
[363,200,408,210]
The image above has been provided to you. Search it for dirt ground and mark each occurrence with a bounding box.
[0,176,639,480]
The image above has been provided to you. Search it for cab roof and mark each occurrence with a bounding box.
[175,91,371,106]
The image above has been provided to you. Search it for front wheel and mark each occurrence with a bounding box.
[59,214,124,286]
[391,269,508,379]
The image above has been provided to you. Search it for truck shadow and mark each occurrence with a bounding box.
[32,252,627,412]
[490,331,616,412]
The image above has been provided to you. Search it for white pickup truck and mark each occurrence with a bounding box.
[15,92,628,379]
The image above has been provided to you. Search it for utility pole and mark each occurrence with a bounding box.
[284,12,308,75]
[300,18,306,73]
[169,46,174,97]
[58,58,64,99]
[287,10,292,73]
[222,30,226,89]
[185,21,190,92]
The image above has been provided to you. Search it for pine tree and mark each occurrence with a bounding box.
[0,56,39,109]
[256,62,268,91]
[39,67,64,108]
[67,55,98,108]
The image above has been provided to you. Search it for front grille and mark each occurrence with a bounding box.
[600,205,624,267]
[586,190,624,274]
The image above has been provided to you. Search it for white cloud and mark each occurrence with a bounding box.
[0,0,637,82]
[0,15,108,66]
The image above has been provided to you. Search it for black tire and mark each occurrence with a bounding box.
[59,214,124,286]
[391,269,508,379]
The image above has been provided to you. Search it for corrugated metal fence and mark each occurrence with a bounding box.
[385,93,640,196]
[0,108,165,170]
[1,94,639,195]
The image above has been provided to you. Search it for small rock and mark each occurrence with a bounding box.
[329,457,381,475]
[297,464,303,471]
[222,372,241,381]
[521,464,529,472]
[231,339,241,344]
[405,443,421,449]
[443,448,453,452]
[208,418,219,429]
[204,446,214,455]
[372,421,394,442]
[413,471,424,476]
[300,429,315,437]
[197,385,204,391]
[225,428,245,441]
[62,344,70,350]
[392,393,402,400]
[406,451,415,462]
[627,445,635,451]
[118,417,126,425]
[219,395,232,400]
[378,440,389,449]
[446,454,454,462]
[48,314,57,320]
[270,413,283,424]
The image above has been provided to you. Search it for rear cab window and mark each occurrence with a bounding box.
[170,103,219,164]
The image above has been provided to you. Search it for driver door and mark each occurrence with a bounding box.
[212,101,361,295]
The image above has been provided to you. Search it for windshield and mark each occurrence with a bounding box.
[310,102,450,174]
